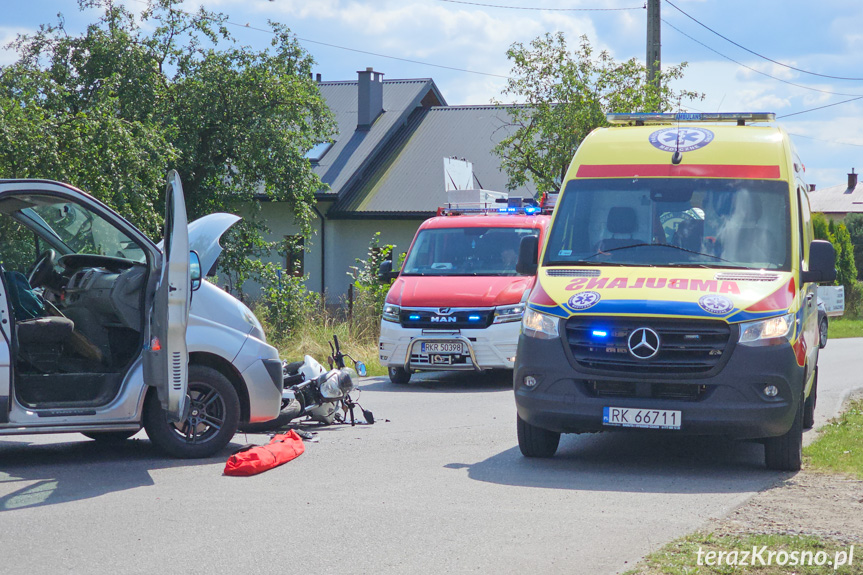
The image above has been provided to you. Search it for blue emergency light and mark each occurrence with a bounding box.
[409,314,421,321]
[591,330,609,338]
[468,315,481,321]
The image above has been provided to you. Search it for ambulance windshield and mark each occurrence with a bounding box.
[402,226,539,276]
[545,178,791,270]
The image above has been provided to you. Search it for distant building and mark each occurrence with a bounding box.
[809,169,863,220]
[255,68,535,300]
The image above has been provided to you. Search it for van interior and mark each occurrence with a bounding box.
[0,194,150,409]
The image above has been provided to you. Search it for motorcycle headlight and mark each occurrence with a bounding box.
[522,308,560,340]
[739,313,795,345]
[319,368,357,399]
[494,303,526,324]
[319,370,344,399]
[382,303,400,323]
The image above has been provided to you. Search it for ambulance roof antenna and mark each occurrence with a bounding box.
[671,97,683,165]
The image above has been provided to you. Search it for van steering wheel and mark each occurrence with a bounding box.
[28,249,57,288]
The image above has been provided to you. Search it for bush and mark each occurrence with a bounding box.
[844,281,863,319]
[348,233,397,341]
[843,213,863,281]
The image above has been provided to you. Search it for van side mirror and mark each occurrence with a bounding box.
[516,235,539,275]
[800,240,837,284]
[190,250,202,291]
[377,260,398,281]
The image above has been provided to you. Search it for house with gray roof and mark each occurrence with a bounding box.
[259,68,534,300]
[809,169,863,220]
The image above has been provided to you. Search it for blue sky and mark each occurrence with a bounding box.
[4,0,863,189]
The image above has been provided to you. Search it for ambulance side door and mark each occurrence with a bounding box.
[798,185,818,369]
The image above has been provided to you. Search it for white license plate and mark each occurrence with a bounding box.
[421,342,464,354]
[603,407,681,430]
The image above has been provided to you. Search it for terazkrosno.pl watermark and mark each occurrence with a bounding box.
[696,545,855,570]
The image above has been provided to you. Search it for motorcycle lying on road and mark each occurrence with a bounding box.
[242,335,373,432]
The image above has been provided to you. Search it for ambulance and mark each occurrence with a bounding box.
[513,113,836,471]
[379,198,550,384]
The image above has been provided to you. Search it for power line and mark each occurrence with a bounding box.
[777,95,863,119]
[788,133,863,149]
[664,0,863,82]
[663,19,863,98]
[433,0,643,10]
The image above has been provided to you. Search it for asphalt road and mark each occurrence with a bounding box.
[0,338,860,575]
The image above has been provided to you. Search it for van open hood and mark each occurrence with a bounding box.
[387,275,534,308]
[529,267,797,324]
[158,213,240,277]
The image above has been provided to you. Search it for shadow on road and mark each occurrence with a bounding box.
[446,431,788,494]
[359,369,513,393]
[0,434,247,512]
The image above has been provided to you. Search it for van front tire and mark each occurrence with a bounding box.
[144,365,240,459]
[388,366,411,384]
[764,395,804,471]
[517,414,560,458]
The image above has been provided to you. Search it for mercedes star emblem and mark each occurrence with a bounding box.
[628,327,660,359]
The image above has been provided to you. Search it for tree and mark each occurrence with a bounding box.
[493,33,703,194]
[0,0,335,292]
[842,213,863,281]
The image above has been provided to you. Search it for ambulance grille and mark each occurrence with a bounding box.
[565,317,733,375]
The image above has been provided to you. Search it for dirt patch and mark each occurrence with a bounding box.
[708,471,863,545]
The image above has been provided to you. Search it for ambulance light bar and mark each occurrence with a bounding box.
[436,205,550,216]
[606,112,775,125]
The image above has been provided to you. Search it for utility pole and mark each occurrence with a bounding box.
[646,0,661,93]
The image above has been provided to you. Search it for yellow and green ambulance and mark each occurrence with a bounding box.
[513,113,836,471]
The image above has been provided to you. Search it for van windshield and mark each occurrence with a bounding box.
[544,178,791,270]
[402,226,539,276]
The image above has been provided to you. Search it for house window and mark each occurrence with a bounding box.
[285,235,304,277]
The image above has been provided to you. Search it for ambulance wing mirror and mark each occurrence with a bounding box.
[801,240,837,284]
[516,235,539,276]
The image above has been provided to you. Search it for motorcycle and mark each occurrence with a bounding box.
[242,335,373,432]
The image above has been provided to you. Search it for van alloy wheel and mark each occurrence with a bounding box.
[144,365,240,458]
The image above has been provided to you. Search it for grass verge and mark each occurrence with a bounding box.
[804,398,863,479]
[264,308,388,377]
[828,317,863,339]
[624,533,861,574]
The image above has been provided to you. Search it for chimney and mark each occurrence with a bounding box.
[849,168,858,190]
[357,67,384,130]
[316,73,321,83]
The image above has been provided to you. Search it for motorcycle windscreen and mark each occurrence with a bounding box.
[143,170,191,422]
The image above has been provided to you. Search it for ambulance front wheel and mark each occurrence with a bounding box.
[388,366,411,385]
[763,393,803,471]
[517,414,560,458]
[144,365,240,459]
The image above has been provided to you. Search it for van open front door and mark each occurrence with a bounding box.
[0,272,11,423]
[144,171,191,423]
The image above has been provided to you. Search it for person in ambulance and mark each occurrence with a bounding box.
[0,173,282,458]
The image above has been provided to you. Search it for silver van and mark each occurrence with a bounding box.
[0,172,282,457]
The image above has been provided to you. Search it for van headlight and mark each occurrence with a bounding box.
[382,303,400,323]
[739,313,795,345]
[522,308,560,339]
[494,303,526,324]
[239,302,266,343]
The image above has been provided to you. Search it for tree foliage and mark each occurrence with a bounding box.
[493,33,703,194]
[0,0,335,287]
